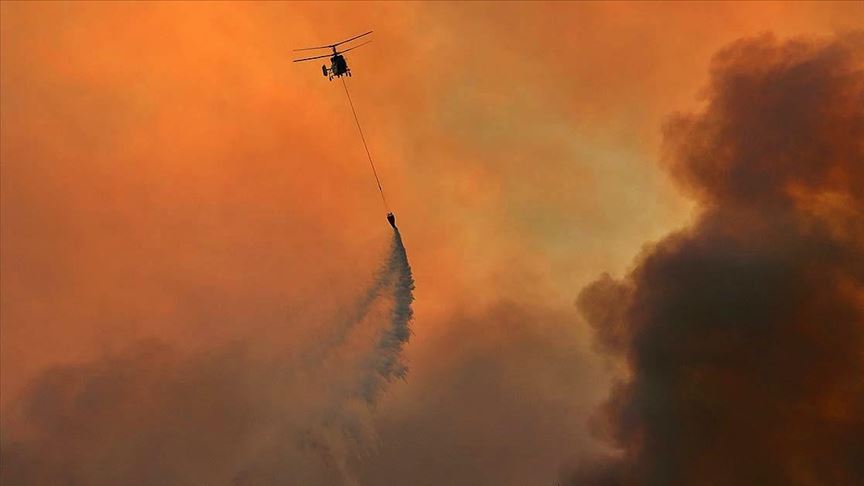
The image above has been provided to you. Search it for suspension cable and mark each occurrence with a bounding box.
[341,77,388,211]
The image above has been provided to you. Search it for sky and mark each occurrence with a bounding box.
[1,2,863,485]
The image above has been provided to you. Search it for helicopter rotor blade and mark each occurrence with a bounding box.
[335,39,372,55]
[292,53,333,63]
[332,30,373,48]
[293,44,334,52]
[293,31,373,52]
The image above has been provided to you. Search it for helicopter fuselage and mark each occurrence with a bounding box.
[294,30,370,80]
[323,54,351,80]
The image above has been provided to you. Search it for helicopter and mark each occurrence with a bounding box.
[293,31,372,80]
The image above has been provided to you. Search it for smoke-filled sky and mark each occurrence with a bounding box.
[1,2,863,485]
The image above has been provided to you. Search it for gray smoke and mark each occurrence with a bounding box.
[0,230,416,486]
[569,32,864,485]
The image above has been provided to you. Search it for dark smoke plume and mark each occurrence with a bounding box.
[571,33,864,485]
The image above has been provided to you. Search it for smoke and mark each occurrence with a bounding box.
[0,229,415,486]
[570,33,864,485]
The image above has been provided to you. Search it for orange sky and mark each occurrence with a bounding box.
[2,2,863,484]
